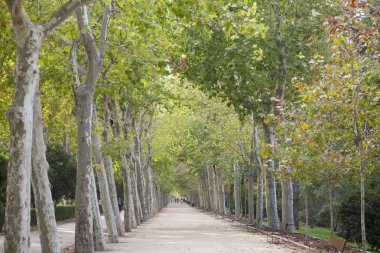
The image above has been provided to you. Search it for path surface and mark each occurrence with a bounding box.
[1,203,305,253]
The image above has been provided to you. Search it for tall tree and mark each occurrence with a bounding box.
[4,0,89,251]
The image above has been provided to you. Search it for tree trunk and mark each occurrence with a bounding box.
[360,170,366,253]
[206,165,215,212]
[89,166,106,251]
[328,179,334,233]
[107,99,136,231]
[281,177,294,233]
[211,166,219,213]
[234,162,241,220]
[120,155,134,231]
[256,168,263,226]
[91,105,118,243]
[101,99,124,236]
[293,181,300,230]
[131,165,142,224]
[251,119,263,226]
[102,142,124,236]
[73,3,111,250]
[262,121,280,230]
[4,21,42,253]
[216,168,225,215]
[248,165,255,225]
[133,119,148,222]
[31,86,60,253]
[304,185,309,232]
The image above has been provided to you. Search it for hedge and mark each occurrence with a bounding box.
[0,205,75,232]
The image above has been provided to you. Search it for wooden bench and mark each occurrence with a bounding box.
[328,235,347,253]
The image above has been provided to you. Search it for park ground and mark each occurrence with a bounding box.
[1,203,305,253]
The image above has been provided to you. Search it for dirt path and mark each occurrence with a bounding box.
[98,203,304,253]
[1,203,306,253]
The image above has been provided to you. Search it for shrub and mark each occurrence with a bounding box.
[46,144,77,202]
[338,183,380,251]
[0,208,4,232]
[55,205,76,221]
[0,205,76,232]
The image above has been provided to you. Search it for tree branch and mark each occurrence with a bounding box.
[42,0,90,37]
[99,0,113,60]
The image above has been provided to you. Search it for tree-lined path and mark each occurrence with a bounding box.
[1,203,304,253]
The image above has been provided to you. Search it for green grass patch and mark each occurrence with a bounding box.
[296,224,331,241]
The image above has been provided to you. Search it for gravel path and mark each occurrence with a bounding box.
[1,203,306,253]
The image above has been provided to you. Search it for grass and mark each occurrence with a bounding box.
[296,224,331,241]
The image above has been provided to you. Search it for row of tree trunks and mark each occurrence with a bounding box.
[91,106,118,243]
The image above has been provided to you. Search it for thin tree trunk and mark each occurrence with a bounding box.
[234,162,241,220]
[101,116,124,236]
[89,166,106,251]
[262,121,280,230]
[121,155,134,231]
[256,168,263,226]
[328,179,334,233]
[252,119,263,226]
[133,119,148,222]
[212,166,218,213]
[248,164,255,225]
[91,105,118,243]
[107,99,135,231]
[360,171,366,253]
[304,186,309,232]
[31,86,60,253]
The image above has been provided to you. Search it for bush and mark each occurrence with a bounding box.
[338,184,380,251]
[0,205,76,232]
[46,144,77,202]
[0,207,4,232]
[55,205,76,221]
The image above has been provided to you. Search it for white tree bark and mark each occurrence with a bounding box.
[216,168,225,215]
[281,177,294,232]
[101,103,124,236]
[108,99,136,231]
[31,86,60,253]
[248,165,255,225]
[72,3,111,251]
[4,1,88,251]
[234,162,241,220]
[132,118,149,222]
[256,168,263,226]
[91,105,118,243]
[262,121,280,230]
[206,165,215,212]
[89,166,106,251]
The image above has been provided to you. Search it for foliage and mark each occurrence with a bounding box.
[338,176,380,251]
[54,205,76,221]
[46,144,77,203]
[0,205,76,232]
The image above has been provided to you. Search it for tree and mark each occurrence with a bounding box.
[3,0,89,251]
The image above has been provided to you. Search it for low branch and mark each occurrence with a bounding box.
[43,0,90,37]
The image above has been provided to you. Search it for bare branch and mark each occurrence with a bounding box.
[42,0,90,37]
[99,0,113,59]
